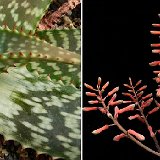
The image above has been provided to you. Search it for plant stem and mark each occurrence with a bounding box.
[98,87,160,157]
[109,114,160,157]
[131,83,160,152]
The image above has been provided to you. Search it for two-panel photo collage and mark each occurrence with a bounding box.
[1,0,160,160]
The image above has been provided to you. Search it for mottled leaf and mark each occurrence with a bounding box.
[0,0,51,32]
[0,66,80,160]
[36,29,81,54]
[0,27,80,64]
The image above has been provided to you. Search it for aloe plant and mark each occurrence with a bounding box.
[0,1,81,160]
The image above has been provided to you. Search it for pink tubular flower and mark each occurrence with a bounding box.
[85,92,97,97]
[128,114,139,120]
[128,114,144,123]
[152,24,160,27]
[83,107,98,111]
[98,107,107,114]
[141,97,153,109]
[109,100,123,106]
[107,87,119,97]
[148,107,159,115]
[118,104,135,114]
[153,70,160,74]
[122,100,133,104]
[156,88,160,97]
[101,81,109,91]
[138,85,147,91]
[84,83,94,90]
[152,49,160,53]
[88,100,99,104]
[149,61,160,66]
[150,31,160,35]
[92,125,109,135]
[114,106,119,118]
[142,93,152,100]
[154,77,160,83]
[113,133,126,141]
[108,93,117,103]
[128,129,145,141]
[122,92,136,101]
[137,91,144,98]
[97,77,102,87]
[135,80,142,87]
[123,83,132,89]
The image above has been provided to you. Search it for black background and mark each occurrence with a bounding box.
[83,1,160,160]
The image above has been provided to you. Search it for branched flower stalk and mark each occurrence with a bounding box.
[83,77,160,157]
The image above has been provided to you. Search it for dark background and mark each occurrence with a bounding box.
[83,1,160,160]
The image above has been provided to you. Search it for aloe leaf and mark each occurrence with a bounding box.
[0,66,81,160]
[0,0,51,32]
[26,61,80,88]
[0,52,80,87]
[36,29,81,54]
[0,27,80,64]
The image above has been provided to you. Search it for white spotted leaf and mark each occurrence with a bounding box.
[0,0,51,32]
[36,29,81,54]
[0,66,80,160]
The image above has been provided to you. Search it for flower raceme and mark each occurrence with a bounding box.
[83,77,160,157]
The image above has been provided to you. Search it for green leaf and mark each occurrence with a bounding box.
[0,66,80,160]
[0,0,51,32]
[0,28,80,86]
[0,27,80,64]
[26,61,80,88]
[36,29,81,54]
